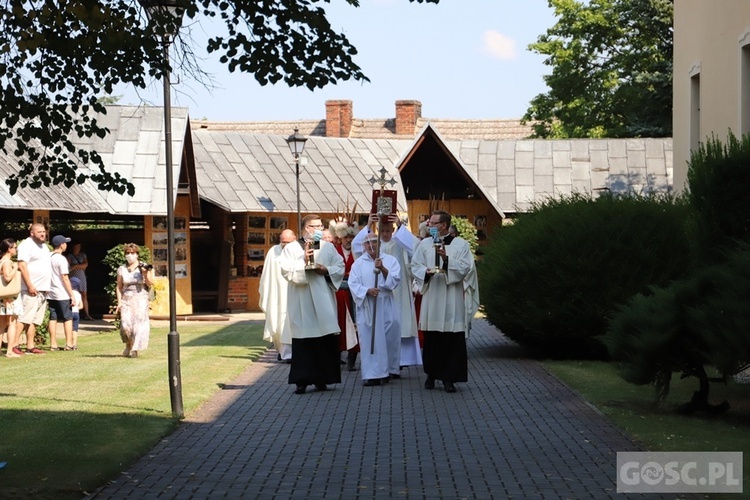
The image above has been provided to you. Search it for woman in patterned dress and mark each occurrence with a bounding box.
[0,238,23,358]
[115,243,153,358]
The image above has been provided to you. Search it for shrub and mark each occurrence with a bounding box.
[604,242,750,412]
[480,192,693,358]
[451,216,478,254]
[687,131,750,259]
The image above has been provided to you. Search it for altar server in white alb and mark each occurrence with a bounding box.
[279,214,345,395]
[353,213,422,375]
[258,229,297,363]
[348,233,401,386]
[411,210,479,393]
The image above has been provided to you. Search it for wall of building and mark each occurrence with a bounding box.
[145,195,194,316]
[673,1,750,192]
[406,199,501,245]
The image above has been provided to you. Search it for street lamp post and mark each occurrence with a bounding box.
[286,128,308,235]
[138,0,184,419]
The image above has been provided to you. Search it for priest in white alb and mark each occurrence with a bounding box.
[279,214,345,395]
[348,233,402,386]
[353,213,422,376]
[411,210,479,394]
[258,229,296,362]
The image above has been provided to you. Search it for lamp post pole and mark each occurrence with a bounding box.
[295,156,301,235]
[138,0,184,419]
[162,32,183,420]
[286,128,308,235]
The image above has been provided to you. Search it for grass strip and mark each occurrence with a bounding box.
[1,321,266,499]
[544,360,750,497]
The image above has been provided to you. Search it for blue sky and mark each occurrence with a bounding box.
[117,0,556,121]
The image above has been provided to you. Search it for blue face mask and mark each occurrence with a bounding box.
[429,227,439,239]
[313,229,323,242]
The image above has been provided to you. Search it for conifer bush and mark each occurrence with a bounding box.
[480,192,692,358]
[604,242,750,412]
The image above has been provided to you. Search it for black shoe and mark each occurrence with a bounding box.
[389,373,401,379]
[444,381,457,393]
[363,379,381,387]
[347,351,358,371]
[294,385,306,395]
[424,377,435,390]
[277,353,282,361]
[381,375,390,384]
[314,384,328,391]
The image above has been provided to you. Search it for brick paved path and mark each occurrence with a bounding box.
[88,318,662,499]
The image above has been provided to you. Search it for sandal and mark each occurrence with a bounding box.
[50,347,62,351]
[64,345,77,351]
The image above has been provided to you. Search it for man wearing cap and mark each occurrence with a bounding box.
[13,223,52,355]
[348,232,401,386]
[48,235,76,351]
[353,213,422,376]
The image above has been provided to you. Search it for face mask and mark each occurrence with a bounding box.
[125,253,138,264]
[313,229,323,242]
[429,227,439,239]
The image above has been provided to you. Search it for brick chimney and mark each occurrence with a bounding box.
[325,100,353,137]
[395,100,422,135]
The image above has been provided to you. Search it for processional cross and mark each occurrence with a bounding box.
[367,167,397,354]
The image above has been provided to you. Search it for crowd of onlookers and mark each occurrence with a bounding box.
[1,224,86,356]
[1,224,153,359]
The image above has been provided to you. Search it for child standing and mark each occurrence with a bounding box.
[69,277,83,350]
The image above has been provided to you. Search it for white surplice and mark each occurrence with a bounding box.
[258,244,292,360]
[348,252,401,381]
[279,240,344,339]
[411,235,474,335]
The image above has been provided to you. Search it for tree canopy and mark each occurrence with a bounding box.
[523,0,673,139]
[0,0,437,195]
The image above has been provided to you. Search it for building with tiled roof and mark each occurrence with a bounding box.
[191,99,535,141]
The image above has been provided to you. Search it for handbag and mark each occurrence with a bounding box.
[0,261,21,300]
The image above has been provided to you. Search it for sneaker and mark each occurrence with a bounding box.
[26,347,45,354]
[12,346,25,356]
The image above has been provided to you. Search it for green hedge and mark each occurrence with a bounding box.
[480,192,693,358]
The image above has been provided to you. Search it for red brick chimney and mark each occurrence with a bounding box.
[325,100,353,137]
[395,100,422,135]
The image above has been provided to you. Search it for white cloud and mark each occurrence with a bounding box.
[481,30,517,60]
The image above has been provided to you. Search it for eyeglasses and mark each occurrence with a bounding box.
[306,224,324,229]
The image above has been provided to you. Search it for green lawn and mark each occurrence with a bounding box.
[544,360,750,497]
[1,321,266,499]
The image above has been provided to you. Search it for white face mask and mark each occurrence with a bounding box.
[125,253,138,264]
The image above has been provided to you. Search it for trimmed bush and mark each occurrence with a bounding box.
[480,192,693,358]
[687,131,750,258]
